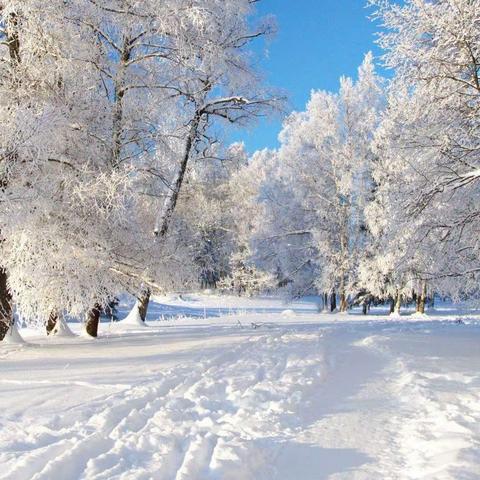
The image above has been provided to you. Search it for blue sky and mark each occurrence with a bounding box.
[234,0,385,154]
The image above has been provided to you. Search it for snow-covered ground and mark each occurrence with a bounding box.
[1,294,480,479]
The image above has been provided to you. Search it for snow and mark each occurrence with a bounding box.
[2,322,26,345]
[50,315,76,338]
[1,294,480,479]
[118,302,147,328]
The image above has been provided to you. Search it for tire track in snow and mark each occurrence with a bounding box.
[0,329,327,480]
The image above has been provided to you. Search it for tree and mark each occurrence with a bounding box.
[0,3,21,339]
[367,0,480,300]
[0,1,151,334]
[0,0,278,337]
[151,0,279,238]
[251,54,384,308]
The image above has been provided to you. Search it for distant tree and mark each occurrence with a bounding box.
[251,54,384,309]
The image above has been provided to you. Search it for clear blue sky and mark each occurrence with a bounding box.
[233,0,385,154]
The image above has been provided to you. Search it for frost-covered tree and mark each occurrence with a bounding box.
[0,0,143,336]
[151,0,278,239]
[247,148,318,298]
[174,142,249,289]
[0,0,278,338]
[252,54,384,309]
[76,0,278,322]
[364,0,480,305]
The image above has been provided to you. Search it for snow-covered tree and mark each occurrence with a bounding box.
[251,54,384,309]
[248,148,318,298]
[363,0,480,306]
[0,0,143,336]
[0,0,278,338]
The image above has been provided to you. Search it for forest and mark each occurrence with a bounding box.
[1,0,478,341]
[1,1,480,479]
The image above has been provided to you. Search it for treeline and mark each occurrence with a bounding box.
[1,0,478,339]
[220,0,480,314]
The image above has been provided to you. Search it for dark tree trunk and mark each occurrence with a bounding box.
[428,294,435,309]
[330,290,337,312]
[137,289,151,322]
[46,310,58,335]
[389,296,395,314]
[0,268,12,341]
[323,292,328,311]
[7,12,21,66]
[154,113,202,237]
[417,281,427,314]
[85,304,101,338]
[362,302,368,315]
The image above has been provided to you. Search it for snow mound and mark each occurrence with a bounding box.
[119,302,147,327]
[80,327,96,339]
[50,315,75,338]
[281,309,296,317]
[2,322,26,345]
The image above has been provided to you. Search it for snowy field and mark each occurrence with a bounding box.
[1,294,480,480]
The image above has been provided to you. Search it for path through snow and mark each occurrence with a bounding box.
[1,295,480,479]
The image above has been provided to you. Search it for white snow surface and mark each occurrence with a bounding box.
[119,301,147,327]
[1,294,480,479]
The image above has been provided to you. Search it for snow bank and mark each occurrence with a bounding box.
[409,311,429,320]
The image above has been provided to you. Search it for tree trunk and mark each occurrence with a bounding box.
[389,296,395,314]
[7,12,21,66]
[85,304,101,338]
[323,292,328,311]
[417,281,427,314]
[394,291,402,315]
[137,289,151,322]
[111,37,132,169]
[428,294,435,309]
[338,272,348,312]
[362,301,368,315]
[339,291,348,312]
[0,268,12,341]
[330,290,337,312]
[46,310,58,335]
[154,112,202,237]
